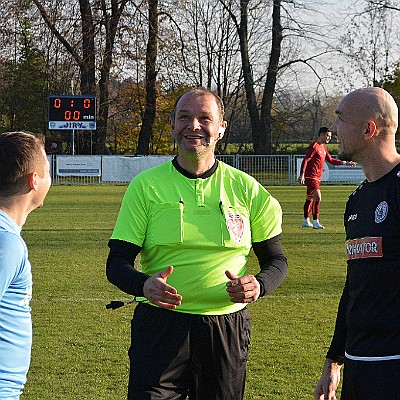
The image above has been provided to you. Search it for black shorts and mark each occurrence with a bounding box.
[128,303,251,400]
[342,357,400,399]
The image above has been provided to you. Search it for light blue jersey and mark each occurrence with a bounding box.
[0,211,32,399]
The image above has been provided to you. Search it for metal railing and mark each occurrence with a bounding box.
[48,154,365,186]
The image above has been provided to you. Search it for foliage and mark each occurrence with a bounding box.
[383,61,400,108]
[0,7,48,134]
[0,1,399,153]
[108,82,188,154]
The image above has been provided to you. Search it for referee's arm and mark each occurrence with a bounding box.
[106,239,149,296]
[252,233,288,297]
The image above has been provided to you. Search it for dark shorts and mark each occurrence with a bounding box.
[305,178,320,197]
[341,358,400,400]
[128,303,251,400]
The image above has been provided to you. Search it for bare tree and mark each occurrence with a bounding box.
[136,0,158,155]
[333,0,399,88]
[219,0,282,154]
[367,0,400,12]
[31,0,129,154]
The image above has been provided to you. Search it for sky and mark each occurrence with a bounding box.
[293,0,400,96]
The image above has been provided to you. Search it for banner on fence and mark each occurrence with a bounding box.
[296,158,365,183]
[102,155,174,182]
[51,154,365,184]
[57,156,101,176]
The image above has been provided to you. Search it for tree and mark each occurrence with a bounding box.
[0,3,48,133]
[108,80,185,154]
[337,0,398,88]
[383,61,400,106]
[1,1,396,155]
[136,0,158,155]
[220,0,282,154]
[31,0,129,154]
[367,0,400,12]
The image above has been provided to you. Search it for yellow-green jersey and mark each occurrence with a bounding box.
[110,159,282,315]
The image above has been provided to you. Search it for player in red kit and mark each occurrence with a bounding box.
[298,127,355,229]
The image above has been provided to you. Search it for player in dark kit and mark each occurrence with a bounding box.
[298,127,355,229]
[314,87,400,400]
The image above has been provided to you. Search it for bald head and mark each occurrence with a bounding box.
[333,87,400,177]
[340,87,398,136]
[171,87,225,124]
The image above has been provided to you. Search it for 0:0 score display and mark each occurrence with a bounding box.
[49,95,96,122]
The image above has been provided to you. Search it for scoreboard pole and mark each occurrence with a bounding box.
[71,129,75,155]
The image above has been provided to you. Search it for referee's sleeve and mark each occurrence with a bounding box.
[106,239,149,296]
[252,233,288,297]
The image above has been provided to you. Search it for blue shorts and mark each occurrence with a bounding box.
[128,303,251,400]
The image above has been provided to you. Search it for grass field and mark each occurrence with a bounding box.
[20,184,356,399]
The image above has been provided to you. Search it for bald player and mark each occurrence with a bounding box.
[314,87,400,400]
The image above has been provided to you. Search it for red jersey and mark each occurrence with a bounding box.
[300,141,342,181]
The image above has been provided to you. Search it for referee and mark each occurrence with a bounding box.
[106,87,288,400]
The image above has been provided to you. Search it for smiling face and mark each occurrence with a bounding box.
[331,87,400,165]
[171,91,226,156]
[318,130,332,145]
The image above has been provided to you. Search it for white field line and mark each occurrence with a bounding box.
[31,293,339,302]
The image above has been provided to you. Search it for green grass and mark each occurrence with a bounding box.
[20,184,355,399]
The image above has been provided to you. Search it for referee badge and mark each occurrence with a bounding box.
[226,213,244,244]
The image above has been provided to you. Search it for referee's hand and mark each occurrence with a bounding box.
[143,266,182,309]
[225,270,260,303]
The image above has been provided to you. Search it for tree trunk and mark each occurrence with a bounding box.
[260,0,282,155]
[32,0,128,154]
[97,0,129,154]
[223,0,282,155]
[237,0,263,154]
[78,0,97,153]
[137,0,158,155]
[79,0,96,94]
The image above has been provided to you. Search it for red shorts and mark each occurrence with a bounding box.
[305,178,320,197]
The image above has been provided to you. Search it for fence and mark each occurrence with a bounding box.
[49,154,366,185]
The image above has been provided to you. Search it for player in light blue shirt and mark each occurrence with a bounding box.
[0,132,51,399]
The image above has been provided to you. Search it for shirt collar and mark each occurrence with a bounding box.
[172,156,218,179]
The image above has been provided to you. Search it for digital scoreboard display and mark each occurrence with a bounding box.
[48,95,96,130]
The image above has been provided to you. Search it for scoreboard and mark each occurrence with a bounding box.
[48,95,96,130]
